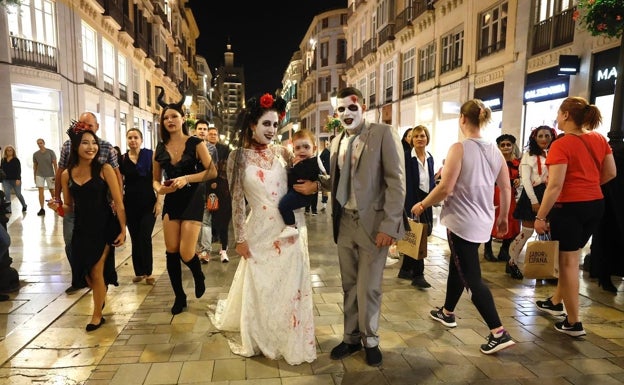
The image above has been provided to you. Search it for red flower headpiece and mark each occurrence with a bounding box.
[259,93,275,109]
[66,119,94,140]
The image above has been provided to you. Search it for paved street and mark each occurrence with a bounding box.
[1,188,623,384]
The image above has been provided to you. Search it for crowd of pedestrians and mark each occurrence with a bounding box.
[1,88,621,367]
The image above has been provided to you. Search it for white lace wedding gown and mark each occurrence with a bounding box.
[209,146,316,365]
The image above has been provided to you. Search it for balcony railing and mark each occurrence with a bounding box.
[532,7,576,55]
[119,84,127,101]
[384,87,393,103]
[133,91,139,107]
[478,39,506,59]
[362,37,377,57]
[378,24,395,46]
[402,77,414,97]
[10,36,57,72]
[368,94,376,108]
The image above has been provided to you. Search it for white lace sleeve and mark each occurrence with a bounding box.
[227,149,247,243]
[520,153,538,205]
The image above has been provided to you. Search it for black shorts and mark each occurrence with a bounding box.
[549,199,604,251]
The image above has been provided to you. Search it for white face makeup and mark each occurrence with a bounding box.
[293,137,314,160]
[336,95,364,131]
[535,129,553,150]
[252,110,279,144]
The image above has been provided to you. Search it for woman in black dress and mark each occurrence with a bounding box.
[51,127,126,331]
[153,86,217,315]
[120,128,158,285]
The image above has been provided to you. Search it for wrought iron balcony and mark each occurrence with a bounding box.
[10,36,57,72]
[532,7,576,55]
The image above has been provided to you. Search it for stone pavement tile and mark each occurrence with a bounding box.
[228,379,279,385]
[475,361,536,380]
[110,364,152,385]
[309,352,344,374]
[565,358,624,375]
[127,333,171,345]
[337,369,389,385]
[431,363,488,382]
[427,345,472,365]
[144,361,183,384]
[170,341,203,361]
[10,346,109,368]
[524,359,583,378]
[211,357,246,381]
[378,330,409,349]
[139,343,176,362]
[591,323,624,339]
[566,374,624,385]
[280,373,336,385]
[383,367,439,385]
[1,368,94,385]
[178,360,215,383]
[315,303,342,316]
[277,359,314,377]
[312,314,342,327]
[401,346,442,371]
[449,327,490,345]
[314,324,333,337]
[245,355,280,378]
[199,334,237,360]
[398,330,442,349]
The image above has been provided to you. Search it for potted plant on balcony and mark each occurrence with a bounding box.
[573,0,624,38]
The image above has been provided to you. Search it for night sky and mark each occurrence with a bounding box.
[188,0,346,98]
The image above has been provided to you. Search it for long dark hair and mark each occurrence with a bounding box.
[527,125,557,156]
[156,85,188,143]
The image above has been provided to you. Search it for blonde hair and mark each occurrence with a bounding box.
[2,145,16,160]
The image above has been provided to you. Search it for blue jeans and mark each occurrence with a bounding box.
[196,208,212,253]
[1,180,27,211]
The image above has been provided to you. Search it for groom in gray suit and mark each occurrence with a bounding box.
[325,87,406,367]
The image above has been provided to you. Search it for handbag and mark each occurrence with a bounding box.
[523,233,559,279]
[206,192,219,211]
[396,215,428,260]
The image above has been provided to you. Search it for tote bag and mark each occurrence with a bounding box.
[397,216,428,260]
[523,233,559,279]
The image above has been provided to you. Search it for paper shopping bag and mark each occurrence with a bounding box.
[397,218,428,260]
[523,234,559,279]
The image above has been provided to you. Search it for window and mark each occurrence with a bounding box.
[402,48,415,96]
[369,71,376,107]
[384,61,394,103]
[82,22,97,75]
[535,0,574,23]
[7,0,56,45]
[146,80,151,107]
[418,41,436,82]
[478,2,507,59]
[358,78,367,102]
[118,54,127,89]
[337,39,347,64]
[321,41,329,67]
[441,28,464,74]
[322,17,328,29]
[102,38,115,90]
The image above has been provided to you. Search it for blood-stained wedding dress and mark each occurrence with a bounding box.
[209,145,316,365]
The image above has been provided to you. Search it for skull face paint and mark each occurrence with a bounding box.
[252,110,279,145]
[336,95,364,132]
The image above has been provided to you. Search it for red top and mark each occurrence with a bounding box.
[546,131,612,202]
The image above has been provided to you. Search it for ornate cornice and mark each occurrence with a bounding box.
[10,65,61,81]
[527,46,573,73]
[474,67,505,88]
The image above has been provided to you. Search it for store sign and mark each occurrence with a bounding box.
[524,82,567,103]
[482,97,502,109]
[596,66,618,83]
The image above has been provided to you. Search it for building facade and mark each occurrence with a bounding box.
[341,0,620,161]
[1,0,199,184]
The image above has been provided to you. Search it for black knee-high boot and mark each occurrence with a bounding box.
[166,252,187,315]
[498,238,512,262]
[183,254,206,298]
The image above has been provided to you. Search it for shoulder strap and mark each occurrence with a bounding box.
[570,134,600,172]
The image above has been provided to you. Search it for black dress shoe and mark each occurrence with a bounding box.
[599,279,618,293]
[330,341,362,360]
[365,346,382,366]
[484,249,497,262]
[506,262,523,280]
[411,276,431,288]
[65,285,80,294]
[86,317,105,331]
[397,269,413,280]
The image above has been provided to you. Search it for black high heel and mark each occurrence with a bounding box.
[171,296,187,315]
[598,279,618,293]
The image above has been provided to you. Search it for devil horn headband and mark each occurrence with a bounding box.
[156,82,186,111]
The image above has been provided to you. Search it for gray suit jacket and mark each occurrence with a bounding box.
[324,121,406,243]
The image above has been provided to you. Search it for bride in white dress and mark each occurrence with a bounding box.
[208,93,318,365]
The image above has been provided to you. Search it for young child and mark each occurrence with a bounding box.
[278,129,321,238]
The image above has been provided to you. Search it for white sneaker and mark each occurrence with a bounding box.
[219,250,229,263]
[279,226,299,239]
